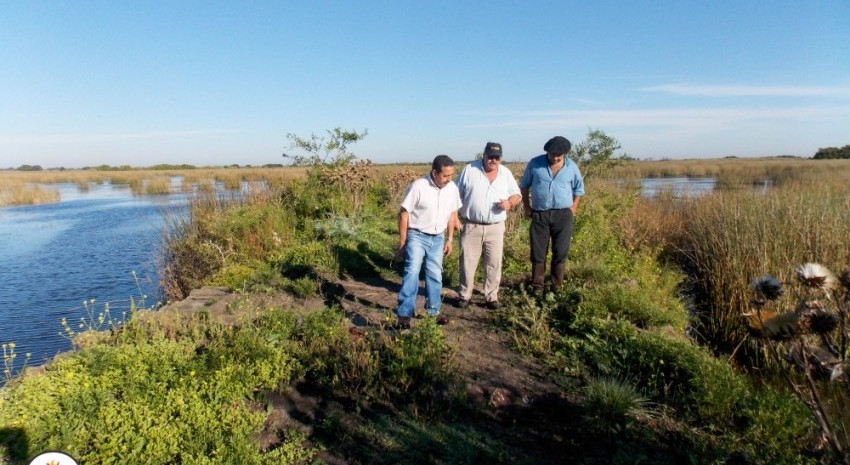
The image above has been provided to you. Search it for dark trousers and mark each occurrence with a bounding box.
[530,208,575,265]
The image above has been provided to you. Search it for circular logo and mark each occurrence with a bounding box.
[28,451,79,465]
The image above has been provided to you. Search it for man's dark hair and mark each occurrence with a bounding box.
[544,136,571,155]
[431,154,454,172]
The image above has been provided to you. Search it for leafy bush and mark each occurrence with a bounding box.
[271,241,337,279]
[0,332,310,464]
[293,309,458,403]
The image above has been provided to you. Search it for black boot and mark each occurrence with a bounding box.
[532,263,546,295]
[551,262,566,293]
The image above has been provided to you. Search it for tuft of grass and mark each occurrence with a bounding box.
[582,377,651,437]
[0,181,60,206]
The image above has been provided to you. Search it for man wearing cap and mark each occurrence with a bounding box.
[396,154,462,329]
[519,136,585,294]
[455,142,522,309]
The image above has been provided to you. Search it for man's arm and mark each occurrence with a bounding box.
[398,208,409,249]
[520,188,531,217]
[444,210,458,256]
[570,196,581,215]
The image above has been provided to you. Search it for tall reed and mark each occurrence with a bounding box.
[609,157,850,188]
[672,184,850,354]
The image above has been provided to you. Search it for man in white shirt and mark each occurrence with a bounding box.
[396,155,462,328]
[455,142,522,309]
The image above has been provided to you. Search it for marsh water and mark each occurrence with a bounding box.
[0,182,184,374]
[0,176,716,375]
[639,176,715,197]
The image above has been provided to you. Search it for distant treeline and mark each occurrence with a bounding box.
[7,163,289,171]
[813,145,850,159]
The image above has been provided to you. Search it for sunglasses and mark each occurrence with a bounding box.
[485,154,502,160]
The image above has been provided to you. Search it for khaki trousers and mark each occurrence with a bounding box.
[458,221,506,303]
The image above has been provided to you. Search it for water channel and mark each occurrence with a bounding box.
[0,182,184,375]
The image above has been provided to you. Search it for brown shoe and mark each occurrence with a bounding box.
[485,301,501,310]
[457,298,470,308]
[396,317,412,330]
[436,314,449,325]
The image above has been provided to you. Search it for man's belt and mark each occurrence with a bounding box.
[461,217,498,226]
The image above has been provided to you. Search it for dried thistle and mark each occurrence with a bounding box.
[796,300,839,335]
[794,263,837,291]
[750,274,783,301]
[756,312,800,340]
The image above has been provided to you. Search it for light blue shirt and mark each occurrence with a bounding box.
[519,155,585,211]
[456,160,521,224]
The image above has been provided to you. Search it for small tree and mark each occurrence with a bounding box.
[570,128,633,180]
[282,127,368,167]
[282,127,373,214]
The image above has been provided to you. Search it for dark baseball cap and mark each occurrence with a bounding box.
[544,136,571,155]
[484,142,503,158]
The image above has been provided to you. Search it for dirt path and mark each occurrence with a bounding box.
[158,279,582,463]
[331,277,564,408]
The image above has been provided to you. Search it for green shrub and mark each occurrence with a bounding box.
[0,312,312,464]
[0,337,308,464]
[284,276,322,298]
[293,309,458,403]
[382,317,459,400]
[737,388,817,464]
[579,282,687,329]
[208,262,259,290]
[568,317,748,421]
[294,309,383,398]
[271,241,337,278]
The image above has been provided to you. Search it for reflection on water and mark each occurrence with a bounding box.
[0,182,186,374]
[641,177,716,197]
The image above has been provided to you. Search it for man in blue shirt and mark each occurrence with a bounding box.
[519,136,585,294]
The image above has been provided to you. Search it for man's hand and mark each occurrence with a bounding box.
[390,245,405,266]
[523,204,532,218]
[497,199,512,211]
[443,241,453,257]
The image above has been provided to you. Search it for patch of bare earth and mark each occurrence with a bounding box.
[156,280,588,463]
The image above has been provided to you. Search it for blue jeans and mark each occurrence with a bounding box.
[397,229,444,318]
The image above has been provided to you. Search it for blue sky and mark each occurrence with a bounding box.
[2,1,849,168]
